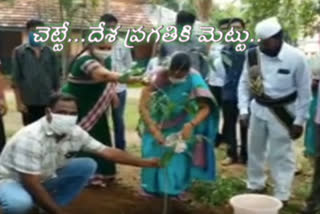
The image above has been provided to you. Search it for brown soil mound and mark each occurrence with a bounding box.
[63,184,231,214]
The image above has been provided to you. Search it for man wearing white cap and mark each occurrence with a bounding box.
[238,17,311,202]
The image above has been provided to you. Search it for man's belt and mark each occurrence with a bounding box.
[255,92,297,131]
[254,91,297,107]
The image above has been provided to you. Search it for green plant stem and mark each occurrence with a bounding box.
[162,167,169,214]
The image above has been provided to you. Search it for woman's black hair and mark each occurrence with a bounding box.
[169,52,191,72]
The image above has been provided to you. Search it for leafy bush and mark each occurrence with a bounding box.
[191,177,247,206]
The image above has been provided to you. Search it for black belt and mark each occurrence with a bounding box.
[255,92,297,132]
[255,91,297,107]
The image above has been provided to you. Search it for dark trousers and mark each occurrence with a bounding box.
[111,91,127,150]
[0,116,6,153]
[222,100,248,162]
[304,125,320,213]
[209,86,225,146]
[22,106,46,126]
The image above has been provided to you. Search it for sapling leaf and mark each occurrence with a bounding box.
[160,149,176,167]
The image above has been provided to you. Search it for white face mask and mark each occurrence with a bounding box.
[169,76,187,84]
[49,113,78,135]
[93,49,112,61]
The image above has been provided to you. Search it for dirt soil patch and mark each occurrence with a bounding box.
[63,184,232,214]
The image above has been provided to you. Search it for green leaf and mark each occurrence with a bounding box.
[160,149,175,167]
[118,73,130,83]
[191,177,247,206]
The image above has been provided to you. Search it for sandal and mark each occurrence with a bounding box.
[136,189,157,199]
[171,192,191,202]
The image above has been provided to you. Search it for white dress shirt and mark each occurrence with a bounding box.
[112,38,133,93]
[209,43,224,59]
[208,57,226,87]
[238,42,311,126]
[145,57,161,77]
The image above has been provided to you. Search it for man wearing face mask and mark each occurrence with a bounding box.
[11,19,60,126]
[0,93,159,214]
[212,18,252,166]
[238,17,311,203]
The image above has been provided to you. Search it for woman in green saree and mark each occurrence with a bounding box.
[62,41,139,187]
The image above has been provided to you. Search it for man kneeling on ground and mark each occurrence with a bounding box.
[0,93,159,214]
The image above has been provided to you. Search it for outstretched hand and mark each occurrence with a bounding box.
[142,158,161,168]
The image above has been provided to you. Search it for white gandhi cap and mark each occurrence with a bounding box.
[255,17,282,40]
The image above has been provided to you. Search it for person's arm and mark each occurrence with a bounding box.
[293,55,312,126]
[78,128,159,167]
[238,57,250,116]
[11,48,27,113]
[90,66,141,84]
[0,73,7,116]
[139,86,156,130]
[20,174,65,214]
[181,99,210,140]
[290,55,312,139]
[90,65,121,82]
[95,147,159,168]
[238,56,251,126]
[139,85,165,144]
[50,50,61,92]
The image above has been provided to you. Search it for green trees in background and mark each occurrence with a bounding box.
[156,0,320,43]
[242,0,319,43]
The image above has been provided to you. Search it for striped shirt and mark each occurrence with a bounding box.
[0,117,107,183]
